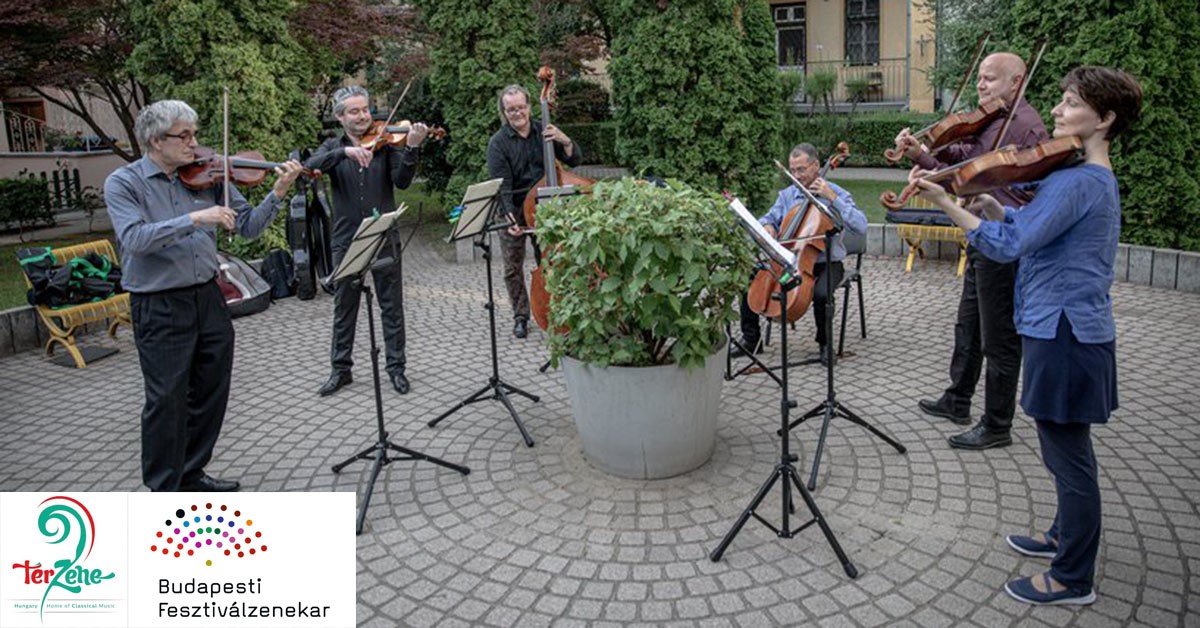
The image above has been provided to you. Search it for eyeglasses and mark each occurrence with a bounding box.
[163,131,198,143]
[503,105,528,115]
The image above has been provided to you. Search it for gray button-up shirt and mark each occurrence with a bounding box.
[104,157,284,293]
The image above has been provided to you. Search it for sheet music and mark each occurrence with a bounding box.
[727,197,797,273]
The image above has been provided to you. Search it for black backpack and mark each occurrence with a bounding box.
[259,249,296,299]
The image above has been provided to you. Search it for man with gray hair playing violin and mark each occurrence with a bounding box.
[105,99,304,492]
[304,85,429,397]
[895,52,1048,451]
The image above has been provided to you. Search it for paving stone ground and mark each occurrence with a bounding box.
[1,235,1197,627]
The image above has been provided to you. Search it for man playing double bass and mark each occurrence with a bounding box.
[486,84,581,339]
[731,143,868,367]
[892,52,1048,450]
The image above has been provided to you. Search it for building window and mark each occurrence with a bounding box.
[774,3,806,68]
[845,0,879,65]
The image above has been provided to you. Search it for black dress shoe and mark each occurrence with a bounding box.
[729,338,762,359]
[390,372,410,394]
[318,371,352,397]
[180,474,240,492]
[918,398,972,425]
[948,423,1012,450]
[513,318,528,339]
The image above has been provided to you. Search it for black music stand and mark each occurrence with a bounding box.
[327,206,471,535]
[770,161,906,490]
[428,179,541,447]
[710,195,857,578]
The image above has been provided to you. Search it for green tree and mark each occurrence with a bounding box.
[128,0,318,162]
[915,0,1016,109]
[415,0,539,200]
[1010,0,1200,250]
[608,1,783,209]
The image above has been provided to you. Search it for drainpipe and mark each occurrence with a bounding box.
[906,0,912,111]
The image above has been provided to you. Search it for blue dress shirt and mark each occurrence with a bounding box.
[758,181,868,263]
[105,157,284,293]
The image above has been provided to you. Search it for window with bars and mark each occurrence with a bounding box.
[774,3,806,68]
[845,0,879,65]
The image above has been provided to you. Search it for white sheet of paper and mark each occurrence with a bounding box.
[727,197,797,273]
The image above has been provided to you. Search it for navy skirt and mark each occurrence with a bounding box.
[1020,313,1118,424]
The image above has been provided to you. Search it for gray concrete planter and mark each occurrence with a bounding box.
[561,344,725,480]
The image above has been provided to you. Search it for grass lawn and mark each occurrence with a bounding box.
[1,231,117,311]
[827,178,904,224]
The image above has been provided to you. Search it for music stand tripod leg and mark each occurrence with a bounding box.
[329,281,469,536]
[431,188,540,447]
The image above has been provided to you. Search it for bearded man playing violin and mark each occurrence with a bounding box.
[304,85,429,397]
[105,100,304,492]
[894,52,1049,451]
[730,143,868,367]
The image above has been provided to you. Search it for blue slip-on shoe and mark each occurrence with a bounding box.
[1005,574,1096,606]
[1007,534,1057,558]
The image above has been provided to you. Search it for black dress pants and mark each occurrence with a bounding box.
[329,248,406,377]
[941,246,1021,432]
[131,280,233,492]
[740,261,844,347]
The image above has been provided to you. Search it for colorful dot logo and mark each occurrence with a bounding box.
[149,503,267,566]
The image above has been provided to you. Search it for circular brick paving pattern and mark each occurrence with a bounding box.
[1,238,1196,627]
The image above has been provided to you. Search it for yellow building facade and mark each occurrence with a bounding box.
[768,0,937,112]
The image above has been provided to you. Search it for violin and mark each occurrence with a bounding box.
[523,65,595,332]
[746,143,850,322]
[178,146,317,191]
[359,120,447,151]
[883,136,1083,211]
[884,33,994,164]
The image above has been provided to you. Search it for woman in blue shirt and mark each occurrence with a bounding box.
[910,66,1143,605]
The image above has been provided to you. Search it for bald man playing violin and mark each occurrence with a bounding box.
[896,52,1048,451]
[105,99,304,492]
[304,85,429,398]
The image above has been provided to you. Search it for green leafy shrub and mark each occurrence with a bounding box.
[558,121,617,165]
[537,178,753,369]
[805,70,837,113]
[0,176,55,239]
[782,111,940,168]
[555,79,611,123]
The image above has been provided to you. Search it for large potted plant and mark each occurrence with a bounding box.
[537,177,753,479]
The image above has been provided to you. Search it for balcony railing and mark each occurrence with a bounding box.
[785,57,908,107]
[3,109,47,152]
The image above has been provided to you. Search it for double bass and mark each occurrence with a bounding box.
[746,142,850,322]
[523,66,594,332]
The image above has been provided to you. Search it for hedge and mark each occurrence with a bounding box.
[782,111,941,168]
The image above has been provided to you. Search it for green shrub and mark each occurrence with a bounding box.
[782,111,940,168]
[555,79,611,123]
[0,176,55,239]
[558,121,617,165]
[537,178,753,368]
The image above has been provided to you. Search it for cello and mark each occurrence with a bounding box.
[746,142,850,322]
[523,66,594,332]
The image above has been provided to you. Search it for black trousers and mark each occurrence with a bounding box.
[740,261,844,347]
[329,248,406,376]
[941,246,1021,432]
[130,280,233,492]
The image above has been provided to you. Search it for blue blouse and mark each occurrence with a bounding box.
[968,164,1121,343]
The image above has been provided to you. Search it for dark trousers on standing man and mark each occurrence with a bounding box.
[500,231,531,322]
[329,248,406,377]
[740,261,844,347]
[131,279,234,492]
[940,246,1021,432]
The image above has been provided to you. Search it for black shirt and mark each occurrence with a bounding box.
[304,136,419,253]
[486,120,582,225]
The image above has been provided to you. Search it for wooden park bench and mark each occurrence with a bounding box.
[22,239,132,368]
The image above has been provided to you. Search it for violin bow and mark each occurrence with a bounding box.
[222,86,231,211]
[380,78,414,130]
[990,38,1047,152]
[946,32,992,115]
